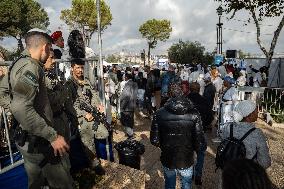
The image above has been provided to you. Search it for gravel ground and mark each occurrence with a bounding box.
[112,113,284,189]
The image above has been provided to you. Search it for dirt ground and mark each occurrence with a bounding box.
[111,113,284,189]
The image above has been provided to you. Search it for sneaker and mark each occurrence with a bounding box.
[94,164,106,175]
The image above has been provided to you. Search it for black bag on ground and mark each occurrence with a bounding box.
[114,140,145,170]
[215,123,256,170]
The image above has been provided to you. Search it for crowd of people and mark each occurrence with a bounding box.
[0,28,273,189]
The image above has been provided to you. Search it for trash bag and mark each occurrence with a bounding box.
[114,140,145,169]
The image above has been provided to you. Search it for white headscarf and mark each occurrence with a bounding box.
[233,100,256,122]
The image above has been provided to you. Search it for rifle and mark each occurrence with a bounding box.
[79,101,113,132]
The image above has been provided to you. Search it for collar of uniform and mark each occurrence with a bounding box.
[71,76,86,86]
[21,49,45,68]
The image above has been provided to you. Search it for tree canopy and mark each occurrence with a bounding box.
[61,0,112,39]
[139,19,172,64]
[168,40,214,65]
[0,0,49,51]
[216,0,284,66]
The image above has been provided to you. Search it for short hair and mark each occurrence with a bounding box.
[189,82,200,93]
[71,59,85,68]
[25,31,52,49]
[222,159,272,189]
[125,72,133,80]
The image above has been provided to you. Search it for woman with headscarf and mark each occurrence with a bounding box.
[220,100,271,169]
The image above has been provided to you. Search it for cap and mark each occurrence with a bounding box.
[28,28,48,34]
[224,76,235,84]
[51,31,63,42]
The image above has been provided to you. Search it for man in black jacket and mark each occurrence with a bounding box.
[150,83,205,189]
[187,82,212,186]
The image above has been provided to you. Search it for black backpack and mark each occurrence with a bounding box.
[215,123,256,170]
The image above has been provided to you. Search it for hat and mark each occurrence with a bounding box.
[233,100,256,122]
[51,31,63,42]
[224,76,235,84]
[28,28,48,34]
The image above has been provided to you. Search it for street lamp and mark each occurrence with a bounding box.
[216,5,223,55]
[84,25,91,47]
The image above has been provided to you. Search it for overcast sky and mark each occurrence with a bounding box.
[1,0,284,56]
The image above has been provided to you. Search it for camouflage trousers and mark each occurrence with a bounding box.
[17,143,74,189]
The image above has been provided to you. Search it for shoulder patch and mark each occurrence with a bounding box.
[23,70,38,85]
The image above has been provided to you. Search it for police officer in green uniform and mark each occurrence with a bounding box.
[44,50,76,143]
[9,30,73,189]
[65,59,108,175]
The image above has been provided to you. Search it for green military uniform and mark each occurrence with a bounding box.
[0,74,10,109]
[45,70,75,142]
[9,50,73,189]
[65,76,108,163]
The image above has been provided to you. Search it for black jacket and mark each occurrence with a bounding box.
[203,83,216,110]
[187,92,214,128]
[150,96,205,169]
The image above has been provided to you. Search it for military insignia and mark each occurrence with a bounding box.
[23,70,38,85]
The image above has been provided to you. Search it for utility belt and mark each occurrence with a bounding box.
[15,127,60,168]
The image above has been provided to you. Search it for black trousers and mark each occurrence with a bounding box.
[120,111,134,129]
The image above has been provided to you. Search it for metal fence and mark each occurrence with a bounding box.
[237,86,284,122]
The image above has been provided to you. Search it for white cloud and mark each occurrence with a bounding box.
[104,38,144,52]
[1,0,284,56]
[45,6,56,14]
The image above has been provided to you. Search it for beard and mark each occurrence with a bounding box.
[40,53,49,63]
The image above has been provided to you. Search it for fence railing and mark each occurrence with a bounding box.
[237,86,284,123]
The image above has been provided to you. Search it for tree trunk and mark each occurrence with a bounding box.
[267,15,284,67]
[250,10,284,68]
[148,42,151,65]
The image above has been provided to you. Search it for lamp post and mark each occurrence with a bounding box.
[96,0,105,107]
[84,25,91,47]
[216,6,223,55]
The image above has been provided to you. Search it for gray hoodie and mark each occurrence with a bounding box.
[220,122,271,169]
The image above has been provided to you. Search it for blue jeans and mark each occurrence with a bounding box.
[163,166,193,189]
[195,142,207,178]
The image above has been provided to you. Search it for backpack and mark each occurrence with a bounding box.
[215,123,256,170]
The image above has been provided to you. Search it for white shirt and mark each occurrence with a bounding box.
[212,77,223,93]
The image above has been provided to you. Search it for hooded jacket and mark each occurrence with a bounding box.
[150,96,205,169]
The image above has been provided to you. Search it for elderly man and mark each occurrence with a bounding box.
[151,83,205,189]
